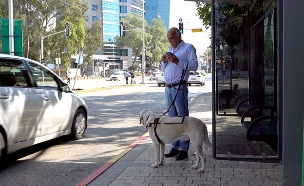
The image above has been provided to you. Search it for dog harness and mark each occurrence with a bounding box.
[146,116,186,144]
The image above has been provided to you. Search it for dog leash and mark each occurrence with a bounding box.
[161,63,188,116]
[149,116,186,144]
[152,118,163,144]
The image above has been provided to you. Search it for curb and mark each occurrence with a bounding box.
[77,133,149,186]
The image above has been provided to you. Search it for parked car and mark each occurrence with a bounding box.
[156,72,166,87]
[0,54,88,160]
[188,71,205,86]
[149,72,162,81]
[109,71,125,81]
[200,70,206,76]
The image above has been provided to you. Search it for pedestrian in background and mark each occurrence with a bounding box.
[161,27,198,160]
[124,71,131,84]
[130,70,135,84]
[67,72,71,84]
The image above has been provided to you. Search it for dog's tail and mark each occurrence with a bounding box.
[203,125,212,148]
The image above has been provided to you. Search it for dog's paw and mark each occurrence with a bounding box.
[150,163,159,168]
[191,165,199,169]
[197,168,205,173]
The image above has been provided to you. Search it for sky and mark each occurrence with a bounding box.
[169,0,211,57]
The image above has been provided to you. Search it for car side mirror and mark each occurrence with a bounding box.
[60,85,73,93]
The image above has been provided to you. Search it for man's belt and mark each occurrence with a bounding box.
[166,81,187,88]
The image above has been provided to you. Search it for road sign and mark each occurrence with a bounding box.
[179,18,182,22]
[191,28,202,33]
[0,18,23,57]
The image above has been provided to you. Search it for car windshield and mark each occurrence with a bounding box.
[153,72,161,77]
[189,71,199,75]
[112,72,122,75]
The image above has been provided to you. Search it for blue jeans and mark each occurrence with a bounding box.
[165,84,190,152]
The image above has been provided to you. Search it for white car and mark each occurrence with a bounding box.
[188,71,205,86]
[156,72,166,87]
[109,71,125,81]
[0,54,88,159]
[149,72,162,81]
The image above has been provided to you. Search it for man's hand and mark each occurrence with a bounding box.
[166,53,179,65]
[162,54,168,63]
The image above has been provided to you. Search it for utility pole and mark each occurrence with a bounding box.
[8,0,14,55]
[141,0,145,84]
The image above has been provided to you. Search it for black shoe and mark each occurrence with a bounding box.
[175,150,188,161]
[164,148,179,157]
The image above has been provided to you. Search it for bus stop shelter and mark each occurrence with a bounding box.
[185,0,304,185]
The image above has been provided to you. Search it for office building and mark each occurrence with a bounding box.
[144,0,170,30]
[85,0,145,71]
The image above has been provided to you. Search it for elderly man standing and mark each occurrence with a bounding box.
[161,27,198,160]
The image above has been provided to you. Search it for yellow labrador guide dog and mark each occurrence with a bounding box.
[139,109,212,173]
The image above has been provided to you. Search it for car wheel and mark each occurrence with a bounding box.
[188,84,191,86]
[0,131,7,160]
[71,109,87,140]
[158,83,161,87]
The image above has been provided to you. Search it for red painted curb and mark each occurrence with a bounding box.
[77,133,148,186]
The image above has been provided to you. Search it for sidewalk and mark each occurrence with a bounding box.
[79,92,281,186]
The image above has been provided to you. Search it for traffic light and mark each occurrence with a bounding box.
[178,22,183,34]
[65,22,70,37]
[152,40,155,49]
[94,60,99,66]
[120,22,125,37]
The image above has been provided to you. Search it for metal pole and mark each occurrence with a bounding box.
[8,0,14,55]
[141,0,145,84]
[40,30,66,63]
[206,48,208,72]
[41,36,44,62]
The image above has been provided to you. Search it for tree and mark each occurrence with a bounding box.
[196,2,248,58]
[196,3,212,29]
[115,14,169,70]
[115,14,151,70]
[0,0,90,67]
[146,18,169,70]
[83,20,104,67]
[44,0,89,67]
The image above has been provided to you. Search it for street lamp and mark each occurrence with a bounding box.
[40,22,70,63]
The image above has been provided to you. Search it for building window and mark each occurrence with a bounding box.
[120,6,127,13]
[120,0,127,2]
[92,5,98,11]
[92,16,98,21]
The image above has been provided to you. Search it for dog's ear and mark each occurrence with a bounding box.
[143,111,156,127]
[139,109,150,124]
[145,114,154,126]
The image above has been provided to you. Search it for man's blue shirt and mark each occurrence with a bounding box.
[161,40,198,84]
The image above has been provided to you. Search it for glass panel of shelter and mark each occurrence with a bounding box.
[213,0,278,159]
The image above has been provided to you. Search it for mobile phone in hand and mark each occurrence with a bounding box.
[166,52,174,57]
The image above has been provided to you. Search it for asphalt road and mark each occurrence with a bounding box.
[0,75,211,186]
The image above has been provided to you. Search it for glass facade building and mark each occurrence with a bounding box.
[144,0,170,30]
[85,0,145,70]
[102,0,120,43]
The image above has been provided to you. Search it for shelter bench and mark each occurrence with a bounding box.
[241,106,278,152]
